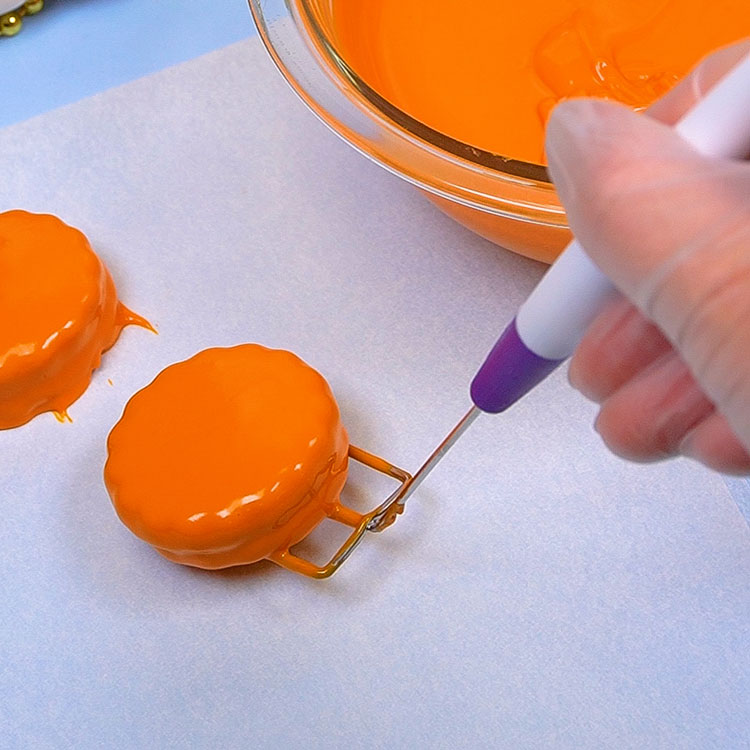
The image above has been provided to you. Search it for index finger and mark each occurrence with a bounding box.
[647,38,750,125]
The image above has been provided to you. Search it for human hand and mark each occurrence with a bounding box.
[545,40,750,475]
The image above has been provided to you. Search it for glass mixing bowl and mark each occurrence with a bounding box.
[248,0,571,263]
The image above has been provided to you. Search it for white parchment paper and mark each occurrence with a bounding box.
[0,38,748,749]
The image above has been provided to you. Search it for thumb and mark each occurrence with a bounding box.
[545,98,750,450]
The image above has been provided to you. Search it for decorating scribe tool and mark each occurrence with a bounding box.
[285,53,750,578]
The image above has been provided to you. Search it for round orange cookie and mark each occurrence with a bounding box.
[104,345,350,569]
[0,210,148,429]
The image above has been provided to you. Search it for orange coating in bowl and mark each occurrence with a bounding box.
[104,345,350,570]
[331,0,750,164]
[0,210,152,429]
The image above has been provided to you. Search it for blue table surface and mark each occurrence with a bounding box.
[2,0,254,129]
[2,0,750,514]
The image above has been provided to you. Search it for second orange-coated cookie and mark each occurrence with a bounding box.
[104,345,350,569]
[0,210,150,429]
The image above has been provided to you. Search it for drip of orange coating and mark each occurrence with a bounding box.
[104,345,350,570]
[118,304,157,336]
[0,210,153,429]
[330,0,750,164]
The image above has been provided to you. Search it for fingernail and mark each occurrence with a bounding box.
[694,39,750,99]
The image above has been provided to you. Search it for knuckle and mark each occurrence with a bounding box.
[595,402,675,463]
[595,406,647,461]
[580,154,658,243]
[672,257,750,404]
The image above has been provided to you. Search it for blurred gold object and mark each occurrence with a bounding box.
[1,0,44,37]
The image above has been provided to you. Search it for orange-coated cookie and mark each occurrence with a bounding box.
[104,345,350,570]
[0,210,151,429]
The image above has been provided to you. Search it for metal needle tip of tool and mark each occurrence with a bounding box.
[368,405,482,531]
[277,407,482,577]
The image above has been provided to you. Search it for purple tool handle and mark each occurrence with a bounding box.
[470,318,563,414]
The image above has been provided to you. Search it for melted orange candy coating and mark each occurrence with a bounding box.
[0,210,151,429]
[331,0,750,163]
[104,345,350,570]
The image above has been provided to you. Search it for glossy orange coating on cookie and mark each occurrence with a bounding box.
[0,210,151,429]
[104,345,350,569]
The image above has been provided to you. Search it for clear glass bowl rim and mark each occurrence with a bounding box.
[248,0,567,227]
